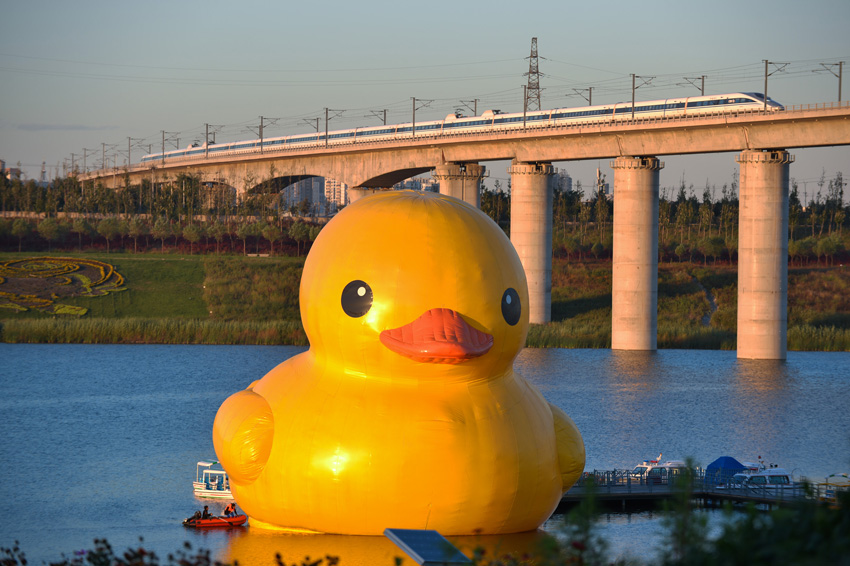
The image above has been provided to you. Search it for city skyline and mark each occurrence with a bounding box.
[1,0,848,199]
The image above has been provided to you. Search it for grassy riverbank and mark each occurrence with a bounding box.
[1,251,848,350]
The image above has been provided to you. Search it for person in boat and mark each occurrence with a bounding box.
[223,502,237,517]
[201,505,211,519]
[190,510,202,520]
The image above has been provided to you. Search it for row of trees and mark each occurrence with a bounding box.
[1,169,847,263]
[0,216,322,256]
[0,172,322,222]
[480,171,848,264]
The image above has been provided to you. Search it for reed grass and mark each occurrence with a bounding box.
[0,317,307,345]
[788,324,850,351]
[203,256,303,321]
[527,320,611,349]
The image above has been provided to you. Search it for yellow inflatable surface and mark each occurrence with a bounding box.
[213,190,584,535]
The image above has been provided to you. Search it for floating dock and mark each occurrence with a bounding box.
[559,470,816,510]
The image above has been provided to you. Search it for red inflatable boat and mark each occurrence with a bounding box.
[183,514,247,528]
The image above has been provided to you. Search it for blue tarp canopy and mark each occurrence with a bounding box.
[704,456,746,485]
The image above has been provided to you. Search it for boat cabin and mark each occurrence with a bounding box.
[631,458,688,484]
[193,460,233,499]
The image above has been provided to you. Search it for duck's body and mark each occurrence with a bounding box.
[213,191,584,535]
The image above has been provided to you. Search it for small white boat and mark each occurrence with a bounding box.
[193,460,233,499]
[630,454,688,484]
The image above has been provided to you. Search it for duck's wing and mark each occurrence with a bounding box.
[548,402,586,492]
[213,388,274,485]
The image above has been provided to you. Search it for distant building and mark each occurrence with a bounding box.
[4,166,22,182]
[393,177,439,192]
[324,178,348,209]
[283,176,327,216]
[554,171,573,193]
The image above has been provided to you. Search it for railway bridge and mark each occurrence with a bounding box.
[81,102,850,360]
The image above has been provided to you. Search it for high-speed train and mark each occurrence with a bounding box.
[140,92,783,164]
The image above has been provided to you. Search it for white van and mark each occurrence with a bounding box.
[730,467,796,489]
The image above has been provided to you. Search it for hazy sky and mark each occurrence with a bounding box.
[1,0,848,200]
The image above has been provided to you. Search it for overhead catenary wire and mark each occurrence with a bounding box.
[7,52,847,170]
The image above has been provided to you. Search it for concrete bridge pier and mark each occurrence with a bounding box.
[432,162,486,208]
[736,149,794,360]
[509,160,555,324]
[610,156,664,351]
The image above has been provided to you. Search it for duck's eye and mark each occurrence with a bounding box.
[341,280,372,318]
[501,288,521,326]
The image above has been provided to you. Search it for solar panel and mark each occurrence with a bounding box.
[384,528,472,565]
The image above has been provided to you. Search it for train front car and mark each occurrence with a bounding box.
[740,92,784,110]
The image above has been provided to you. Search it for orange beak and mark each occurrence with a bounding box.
[380,308,493,364]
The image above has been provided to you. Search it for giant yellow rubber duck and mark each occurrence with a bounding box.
[213,190,584,535]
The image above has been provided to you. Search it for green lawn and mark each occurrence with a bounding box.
[0,251,209,319]
[1,252,848,350]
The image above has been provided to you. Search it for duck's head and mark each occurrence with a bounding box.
[300,190,529,383]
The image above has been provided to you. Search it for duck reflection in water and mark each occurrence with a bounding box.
[218,528,551,566]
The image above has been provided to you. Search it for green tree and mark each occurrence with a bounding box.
[308,224,322,248]
[37,217,63,251]
[151,218,172,252]
[594,195,610,238]
[698,201,713,239]
[798,237,816,266]
[563,235,581,262]
[725,235,738,264]
[261,223,282,256]
[699,236,725,265]
[235,222,254,255]
[815,236,838,266]
[659,199,673,244]
[788,239,802,266]
[675,200,696,242]
[298,198,311,217]
[834,209,846,236]
[71,218,93,251]
[182,223,203,255]
[789,180,802,240]
[11,218,32,252]
[539,477,610,566]
[578,202,592,244]
[208,220,228,254]
[674,243,688,263]
[590,240,603,259]
[288,220,310,256]
[96,217,121,253]
[251,221,267,254]
[659,462,710,566]
[128,218,148,254]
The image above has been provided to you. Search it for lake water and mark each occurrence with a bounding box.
[2,344,848,565]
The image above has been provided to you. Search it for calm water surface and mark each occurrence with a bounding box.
[1,345,848,564]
